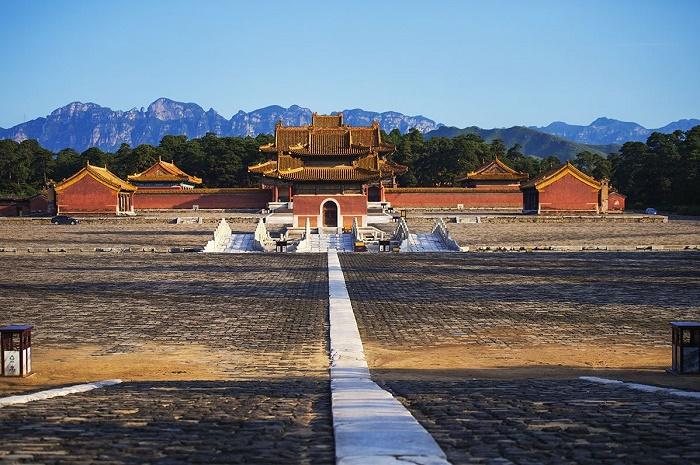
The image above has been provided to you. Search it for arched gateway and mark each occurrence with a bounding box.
[322,200,338,227]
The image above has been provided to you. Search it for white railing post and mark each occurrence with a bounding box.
[432,218,460,251]
[351,217,363,244]
[203,218,231,253]
[253,218,272,251]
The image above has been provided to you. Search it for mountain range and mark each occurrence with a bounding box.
[0,99,441,153]
[0,98,697,160]
[533,117,700,145]
[424,126,620,161]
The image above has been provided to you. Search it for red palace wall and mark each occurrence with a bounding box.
[293,194,367,228]
[608,192,626,212]
[538,174,599,212]
[57,175,120,214]
[28,196,49,214]
[134,188,271,210]
[385,188,522,209]
[0,203,18,217]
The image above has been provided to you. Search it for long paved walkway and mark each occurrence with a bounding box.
[327,251,450,465]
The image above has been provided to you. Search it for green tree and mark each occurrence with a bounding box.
[573,150,611,179]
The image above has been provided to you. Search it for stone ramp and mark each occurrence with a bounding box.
[224,233,256,253]
[407,233,454,252]
[0,380,333,465]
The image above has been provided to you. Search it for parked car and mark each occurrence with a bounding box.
[51,215,80,225]
[645,208,658,215]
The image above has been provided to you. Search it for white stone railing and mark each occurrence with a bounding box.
[203,218,232,253]
[393,217,411,252]
[253,218,275,252]
[393,217,409,242]
[432,218,461,251]
[294,218,312,253]
[351,217,363,244]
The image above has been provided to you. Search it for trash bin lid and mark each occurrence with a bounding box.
[670,321,700,328]
[0,324,33,332]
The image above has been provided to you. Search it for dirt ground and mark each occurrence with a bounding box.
[0,221,257,250]
[365,342,699,391]
[0,344,233,395]
[373,215,700,248]
[407,218,700,247]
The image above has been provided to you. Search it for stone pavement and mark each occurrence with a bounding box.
[378,377,700,465]
[2,251,700,464]
[0,253,329,377]
[339,252,700,348]
[0,379,333,465]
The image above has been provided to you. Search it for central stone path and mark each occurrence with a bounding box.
[327,250,450,465]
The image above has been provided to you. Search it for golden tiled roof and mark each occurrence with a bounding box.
[249,157,406,182]
[262,116,392,155]
[128,159,202,184]
[521,162,601,191]
[251,113,404,182]
[312,112,343,127]
[457,157,528,182]
[277,167,378,182]
[248,160,277,174]
[56,163,137,192]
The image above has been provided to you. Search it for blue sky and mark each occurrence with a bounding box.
[1,0,698,129]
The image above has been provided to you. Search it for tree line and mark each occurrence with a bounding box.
[0,133,272,197]
[0,127,698,212]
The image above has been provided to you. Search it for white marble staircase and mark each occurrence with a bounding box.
[306,233,354,252]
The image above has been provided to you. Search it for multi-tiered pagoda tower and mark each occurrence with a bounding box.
[249,113,406,228]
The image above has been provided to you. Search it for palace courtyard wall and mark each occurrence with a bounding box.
[133,188,272,210]
[384,187,522,209]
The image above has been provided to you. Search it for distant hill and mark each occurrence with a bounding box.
[534,117,700,145]
[425,125,620,161]
[0,98,442,152]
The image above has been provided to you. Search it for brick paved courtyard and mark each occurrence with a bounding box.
[0,221,259,250]
[1,251,699,464]
[340,252,700,349]
[340,252,700,465]
[0,254,330,386]
[0,254,332,464]
[0,380,333,465]
[379,378,700,465]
